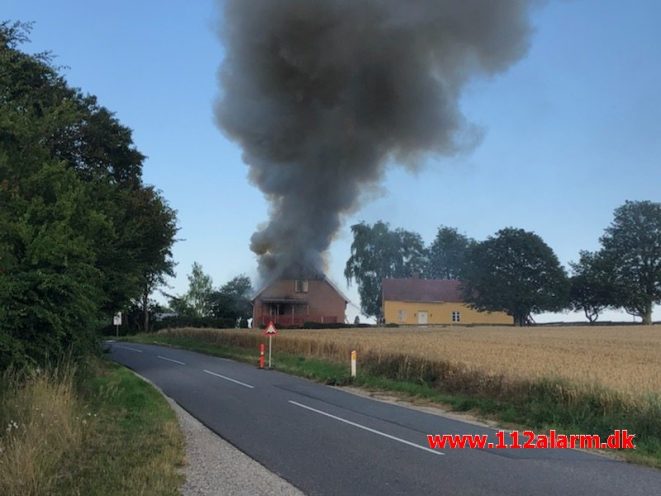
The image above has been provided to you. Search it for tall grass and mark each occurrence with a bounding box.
[0,359,185,495]
[0,365,81,495]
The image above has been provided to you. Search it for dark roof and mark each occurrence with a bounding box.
[252,274,350,303]
[382,278,464,303]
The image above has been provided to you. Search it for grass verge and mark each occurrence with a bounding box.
[126,330,661,468]
[0,357,184,495]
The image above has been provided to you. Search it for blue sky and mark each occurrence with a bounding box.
[6,0,660,322]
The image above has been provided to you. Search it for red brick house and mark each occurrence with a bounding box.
[252,275,348,328]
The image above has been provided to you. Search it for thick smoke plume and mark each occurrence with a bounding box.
[215,0,535,280]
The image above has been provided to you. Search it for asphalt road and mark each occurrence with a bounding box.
[108,342,661,495]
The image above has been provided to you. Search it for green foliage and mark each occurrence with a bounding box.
[599,200,661,324]
[462,228,569,326]
[569,251,616,323]
[208,275,253,327]
[0,22,177,368]
[0,161,105,367]
[426,226,474,279]
[344,221,427,318]
[153,316,238,330]
[169,262,214,318]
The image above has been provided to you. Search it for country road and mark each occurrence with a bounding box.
[108,342,661,496]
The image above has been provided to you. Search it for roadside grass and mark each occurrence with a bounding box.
[127,329,661,468]
[0,357,185,495]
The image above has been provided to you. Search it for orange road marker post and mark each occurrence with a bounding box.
[259,343,265,369]
[351,350,357,378]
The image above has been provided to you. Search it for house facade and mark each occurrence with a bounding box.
[382,278,512,325]
[252,276,348,328]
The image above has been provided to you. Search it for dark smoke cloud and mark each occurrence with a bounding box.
[215,0,536,280]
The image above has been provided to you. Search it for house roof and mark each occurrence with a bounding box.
[382,278,464,303]
[252,274,350,303]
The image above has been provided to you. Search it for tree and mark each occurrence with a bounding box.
[170,263,214,318]
[0,23,105,366]
[569,251,616,323]
[426,226,474,279]
[344,221,427,318]
[462,228,569,326]
[128,187,178,332]
[0,161,107,367]
[599,200,661,324]
[208,275,253,327]
[0,22,178,366]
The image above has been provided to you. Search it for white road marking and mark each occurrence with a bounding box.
[115,345,143,353]
[157,355,186,365]
[203,369,255,389]
[288,400,444,456]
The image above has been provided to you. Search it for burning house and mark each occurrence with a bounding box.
[252,270,348,328]
[215,1,536,311]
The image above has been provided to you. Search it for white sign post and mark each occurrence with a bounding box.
[263,321,278,369]
[113,312,122,337]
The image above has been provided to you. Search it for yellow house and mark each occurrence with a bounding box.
[382,278,512,326]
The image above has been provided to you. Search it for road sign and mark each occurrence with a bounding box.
[113,312,122,338]
[263,321,277,368]
[263,321,278,336]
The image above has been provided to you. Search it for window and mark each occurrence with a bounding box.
[397,309,407,322]
[295,280,308,293]
[452,311,461,323]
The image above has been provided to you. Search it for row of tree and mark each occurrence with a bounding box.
[165,263,253,327]
[0,22,178,368]
[345,201,661,325]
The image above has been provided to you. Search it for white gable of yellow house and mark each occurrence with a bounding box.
[382,278,512,326]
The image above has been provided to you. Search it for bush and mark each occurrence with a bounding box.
[153,316,238,331]
[301,322,373,329]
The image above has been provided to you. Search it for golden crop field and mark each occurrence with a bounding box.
[278,325,661,397]
[154,324,661,461]
[160,325,661,399]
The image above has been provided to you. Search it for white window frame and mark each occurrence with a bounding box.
[451,311,461,323]
[295,280,309,293]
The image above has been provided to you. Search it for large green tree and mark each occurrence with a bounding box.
[599,200,661,324]
[130,187,178,332]
[569,251,616,323]
[344,221,427,318]
[462,228,569,326]
[0,22,177,366]
[0,162,107,366]
[170,263,214,318]
[426,226,474,279]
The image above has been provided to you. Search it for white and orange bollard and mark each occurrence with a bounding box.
[351,350,357,378]
[259,343,265,369]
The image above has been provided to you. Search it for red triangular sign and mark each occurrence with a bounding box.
[264,321,278,336]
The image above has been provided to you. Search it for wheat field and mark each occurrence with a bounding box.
[157,325,661,398]
[152,324,661,457]
[273,325,661,397]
